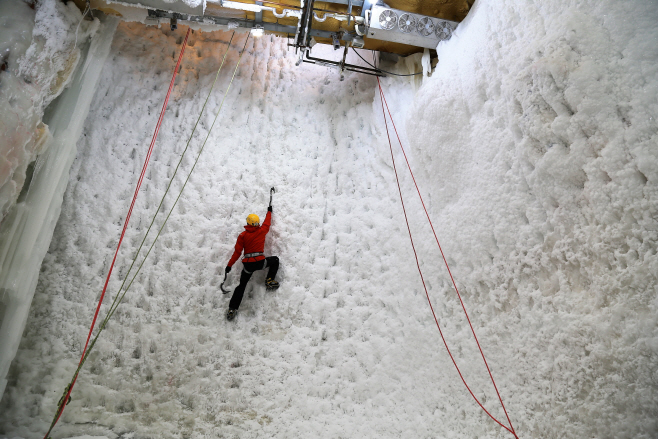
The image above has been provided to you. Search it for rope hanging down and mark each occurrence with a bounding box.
[376,77,518,439]
[94,33,251,341]
[99,30,235,340]
[43,27,192,439]
[44,32,250,439]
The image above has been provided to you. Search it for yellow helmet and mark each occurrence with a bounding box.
[246,214,260,226]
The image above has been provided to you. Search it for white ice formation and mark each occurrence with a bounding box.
[0,0,656,438]
[0,0,116,405]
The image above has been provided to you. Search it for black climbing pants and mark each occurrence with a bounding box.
[229,256,279,310]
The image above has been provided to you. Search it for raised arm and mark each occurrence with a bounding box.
[261,209,272,234]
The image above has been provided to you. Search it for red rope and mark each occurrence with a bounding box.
[44,27,191,439]
[376,78,517,438]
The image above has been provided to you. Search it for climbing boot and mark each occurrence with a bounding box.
[265,278,280,291]
[226,309,238,321]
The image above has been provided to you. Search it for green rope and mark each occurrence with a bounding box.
[46,33,250,436]
[83,33,251,368]
[102,31,236,322]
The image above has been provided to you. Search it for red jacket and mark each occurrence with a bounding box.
[228,211,272,267]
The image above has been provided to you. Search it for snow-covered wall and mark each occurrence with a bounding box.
[0,0,107,402]
[0,22,443,438]
[0,0,656,438]
[406,0,658,437]
[0,0,98,220]
[0,9,118,405]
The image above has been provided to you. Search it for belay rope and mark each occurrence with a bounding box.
[43,26,191,438]
[376,76,519,439]
[44,31,250,438]
[42,29,516,438]
[112,32,250,317]
[105,29,236,315]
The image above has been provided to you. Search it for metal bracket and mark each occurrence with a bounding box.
[294,0,315,49]
[339,45,348,80]
[332,33,341,50]
[303,50,385,77]
[255,0,263,25]
[347,0,353,25]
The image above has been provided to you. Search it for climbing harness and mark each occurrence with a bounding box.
[44,30,251,438]
[376,77,519,439]
[244,252,264,258]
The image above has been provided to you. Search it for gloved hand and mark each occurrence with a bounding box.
[268,205,272,212]
[225,266,231,274]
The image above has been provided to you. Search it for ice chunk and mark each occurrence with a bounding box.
[0,13,118,400]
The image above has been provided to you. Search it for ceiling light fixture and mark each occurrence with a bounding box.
[222,0,265,13]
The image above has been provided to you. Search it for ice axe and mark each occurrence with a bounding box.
[269,187,275,207]
[220,272,231,294]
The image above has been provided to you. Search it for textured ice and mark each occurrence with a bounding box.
[1,24,432,439]
[0,0,98,219]
[406,0,658,437]
[0,10,118,411]
[1,0,657,438]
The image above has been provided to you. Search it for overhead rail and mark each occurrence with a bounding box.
[145,9,359,45]
[320,0,364,6]
[303,48,384,78]
[146,5,376,80]
[103,0,460,71]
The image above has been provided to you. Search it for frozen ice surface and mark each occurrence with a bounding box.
[406,0,658,438]
[0,0,42,219]
[0,0,98,219]
[1,0,657,438]
[0,11,118,406]
[1,24,431,439]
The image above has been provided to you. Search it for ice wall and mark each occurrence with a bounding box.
[0,24,447,438]
[1,0,656,437]
[0,13,118,401]
[0,0,98,221]
[0,0,44,220]
[405,0,658,437]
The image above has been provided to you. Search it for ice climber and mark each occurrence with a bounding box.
[224,194,279,321]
